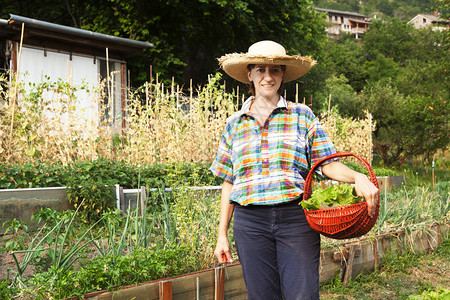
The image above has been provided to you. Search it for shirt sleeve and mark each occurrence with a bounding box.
[306,110,338,177]
[210,124,234,184]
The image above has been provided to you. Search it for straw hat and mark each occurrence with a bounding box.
[218,40,316,84]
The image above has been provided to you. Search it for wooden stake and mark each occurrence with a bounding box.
[373,241,378,269]
[295,83,299,103]
[127,69,130,90]
[328,94,332,113]
[140,186,147,216]
[214,267,225,300]
[9,23,25,150]
[177,85,180,111]
[236,86,239,109]
[343,244,356,285]
[171,77,174,98]
[159,280,172,300]
[145,84,149,107]
[190,79,193,120]
[150,65,153,98]
[106,47,110,105]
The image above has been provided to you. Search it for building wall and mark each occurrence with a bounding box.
[16,45,125,131]
[321,11,369,38]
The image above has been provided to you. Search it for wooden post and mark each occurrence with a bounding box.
[432,157,435,190]
[236,86,239,109]
[119,186,124,214]
[106,47,111,112]
[373,241,378,269]
[328,94,332,113]
[9,23,25,151]
[121,63,127,131]
[295,83,299,103]
[145,84,149,107]
[140,186,147,216]
[171,77,175,98]
[190,79,193,120]
[128,69,130,90]
[343,244,356,285]
[214,267,225,300]
[177,85,180,111]
[159,280,173,300]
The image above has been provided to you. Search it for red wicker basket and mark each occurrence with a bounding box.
[302,152,380,239]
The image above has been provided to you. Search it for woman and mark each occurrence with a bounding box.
[210,40,379,299]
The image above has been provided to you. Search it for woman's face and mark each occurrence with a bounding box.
[247,64,284,99]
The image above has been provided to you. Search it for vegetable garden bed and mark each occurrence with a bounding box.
[63,222,448,300]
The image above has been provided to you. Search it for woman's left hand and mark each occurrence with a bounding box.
[354,173,379,217]
[322,161,380,217]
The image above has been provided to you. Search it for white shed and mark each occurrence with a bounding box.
[0,14,153,132]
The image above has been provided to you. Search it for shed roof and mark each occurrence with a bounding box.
[0,14,153,59]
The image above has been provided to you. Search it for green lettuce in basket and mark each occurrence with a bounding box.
[301,184,364,211]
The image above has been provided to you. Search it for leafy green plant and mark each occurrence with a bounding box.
[173,187,224,269]
[10,203,100,289]
[66,177,116,222]
[28,246,195,299]
[0,280,18,300]
[301,184,363,211]
[408,287,450,300]
[1,219,29,251]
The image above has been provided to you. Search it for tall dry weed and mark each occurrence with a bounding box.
[0,73,374,166]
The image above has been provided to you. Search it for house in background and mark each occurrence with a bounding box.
[315,8,371,39]
[0,14,153,131]
[408,13,450,31]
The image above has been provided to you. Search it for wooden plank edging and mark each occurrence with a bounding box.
[79,222,448,300]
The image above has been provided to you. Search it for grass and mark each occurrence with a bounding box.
[320,238,450,299]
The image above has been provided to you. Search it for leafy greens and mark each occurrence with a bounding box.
[301,184,364,211]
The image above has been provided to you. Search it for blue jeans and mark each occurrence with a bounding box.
[233,199,320,300]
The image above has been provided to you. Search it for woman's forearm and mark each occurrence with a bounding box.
[217,180,235,238]
[214,180,235,263]
[321,161,360,183]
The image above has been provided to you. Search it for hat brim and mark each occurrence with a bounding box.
[219,53,316,84]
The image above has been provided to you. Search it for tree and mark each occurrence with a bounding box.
[76,0,329,87]
[362,18,416,63]
[1,0,328,87]
[364,53,399,85]
[312,0,361,12]
[313,74,363,118]
[402,95,449,164]
[322,36,368,92]
[360,81,409,165]
[431,0,450,19]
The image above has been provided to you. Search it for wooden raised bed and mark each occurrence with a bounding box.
[75,222,448,300]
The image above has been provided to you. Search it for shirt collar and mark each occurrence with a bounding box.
[239,95,288,117]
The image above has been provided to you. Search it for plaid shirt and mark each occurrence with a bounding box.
[210,96,337,206]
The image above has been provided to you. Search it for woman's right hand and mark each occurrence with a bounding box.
[214,235,233,264]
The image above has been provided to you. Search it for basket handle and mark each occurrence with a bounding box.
[303,152,379,201]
